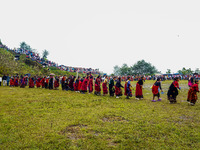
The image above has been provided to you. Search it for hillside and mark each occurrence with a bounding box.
[0,48,83,76]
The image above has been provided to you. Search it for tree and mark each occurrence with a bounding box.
[178,67,193,75]
[42,49,49,59]
[131,60,158,75]
[0,39,2,45]
[166,69,171,74]
[195,68,200,74]
[113,65,120,76]
[19,42,36,52]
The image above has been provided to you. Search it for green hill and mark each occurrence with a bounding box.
[0,48,83,77]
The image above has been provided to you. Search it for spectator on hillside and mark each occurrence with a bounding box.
[2,75,7,86]
[6,74,10,86]
[0,76,2,86]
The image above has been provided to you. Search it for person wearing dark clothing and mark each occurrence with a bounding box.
[2,75,7,86]
[152,78,163,102]
[135,77,144,99]
[115,77,124,98]
[167,77,181,103]
[49,77,54,90]
[109,77,116,97]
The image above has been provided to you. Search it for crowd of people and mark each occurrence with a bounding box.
[0,73,199,106]
[0,43,100,74]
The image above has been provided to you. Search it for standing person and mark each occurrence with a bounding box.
[41,76,46,88]
[14,76,19,87]
[167,77,181,104]
[124,76,132,99]
[187,80,199,106]
[2,74,7,86]
[94,75,101,96]
[88,76,94,94]
[20,76,27,88]
[49,75,54,90]
[54,76,59,90]
[102,75,108,96]
[151,78,163,102]
[10,77,15,87]
[74,76,81,92]
[45,77,49,89]
[135,76,144,100]
[81,77,89,94]
[61,75,66,90]
[36,77,41,88]
[6,74,10,86]
[115,77,124,98]
[69,76,75,91]
[109,76,116,97]
[29,77,35,88]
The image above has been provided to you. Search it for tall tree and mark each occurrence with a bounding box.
[113,65,120,76]
[0,39,2,45]
[131,60,158,75]
[166,69,171,74]
[195,68,200,74]
[42,49,49,59]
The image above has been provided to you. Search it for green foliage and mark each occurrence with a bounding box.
[20,41,36,53]
[178,67,193,75]
[113,60,158,76]
[0,39,2,45]
[42,49,49,59]
[166,69,171,74]
[0,80,200,149]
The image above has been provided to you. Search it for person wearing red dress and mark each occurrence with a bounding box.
[88,76,94,94]
[102,76,108,96]
[135,76,144,100]
[94,76,101,96]
[81,77,89,94]
[36,77,41,88]
[187,80,199,106]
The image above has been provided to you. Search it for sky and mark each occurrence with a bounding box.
[0,0,200,74]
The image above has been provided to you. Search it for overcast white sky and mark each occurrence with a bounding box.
[0,0,200,74]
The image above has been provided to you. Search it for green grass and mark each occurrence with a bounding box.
[0,80,200,149]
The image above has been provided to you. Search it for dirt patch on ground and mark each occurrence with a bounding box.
[60,124,88,140]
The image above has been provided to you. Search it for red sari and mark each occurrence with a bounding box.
[88,78,93,93]
[95,78,101,92]
[81,78,88,92]
[102,82,108,94]
[10,78,15,87]
[135,82,143,98]
[41,78,45,88]
[54,79,59,88]
[36,78,41,88]
[29,78,35,88]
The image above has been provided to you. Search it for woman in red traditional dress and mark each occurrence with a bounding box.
[81,77,88,94]
[187,79,199,106]
[135,76,144,100]
[102,76,108,96]
[88,76,94,94]
[36,77,41,88]
[54,76,59,90]
[95,76,101,96]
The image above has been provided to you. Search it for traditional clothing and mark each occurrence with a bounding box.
[36,78,41,88]
[14,77,19,87]
[102,79,108,95]
[187,83,199,105]
[124,80,132,98]
[10,78,15,87]
[152,81,162,97]
[88,77,93,93]
[61,76,66,90]
[74,79,81,92]
[20,77,26,88]
[95,77,101,95]
[167,80,179,103]
[49,77,54,90]
[69,77,75,91]
[54,78,59,89]
[41,77,45,88]
[81,78,88,93]
[109,78,115,96]
[115,79,123,97]
[135,79,143,99]
[29,78,35,88]
[45,78,49,89]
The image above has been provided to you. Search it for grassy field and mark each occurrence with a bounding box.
[0,80,200,149]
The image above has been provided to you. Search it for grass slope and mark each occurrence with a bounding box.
[0,80,200,149]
